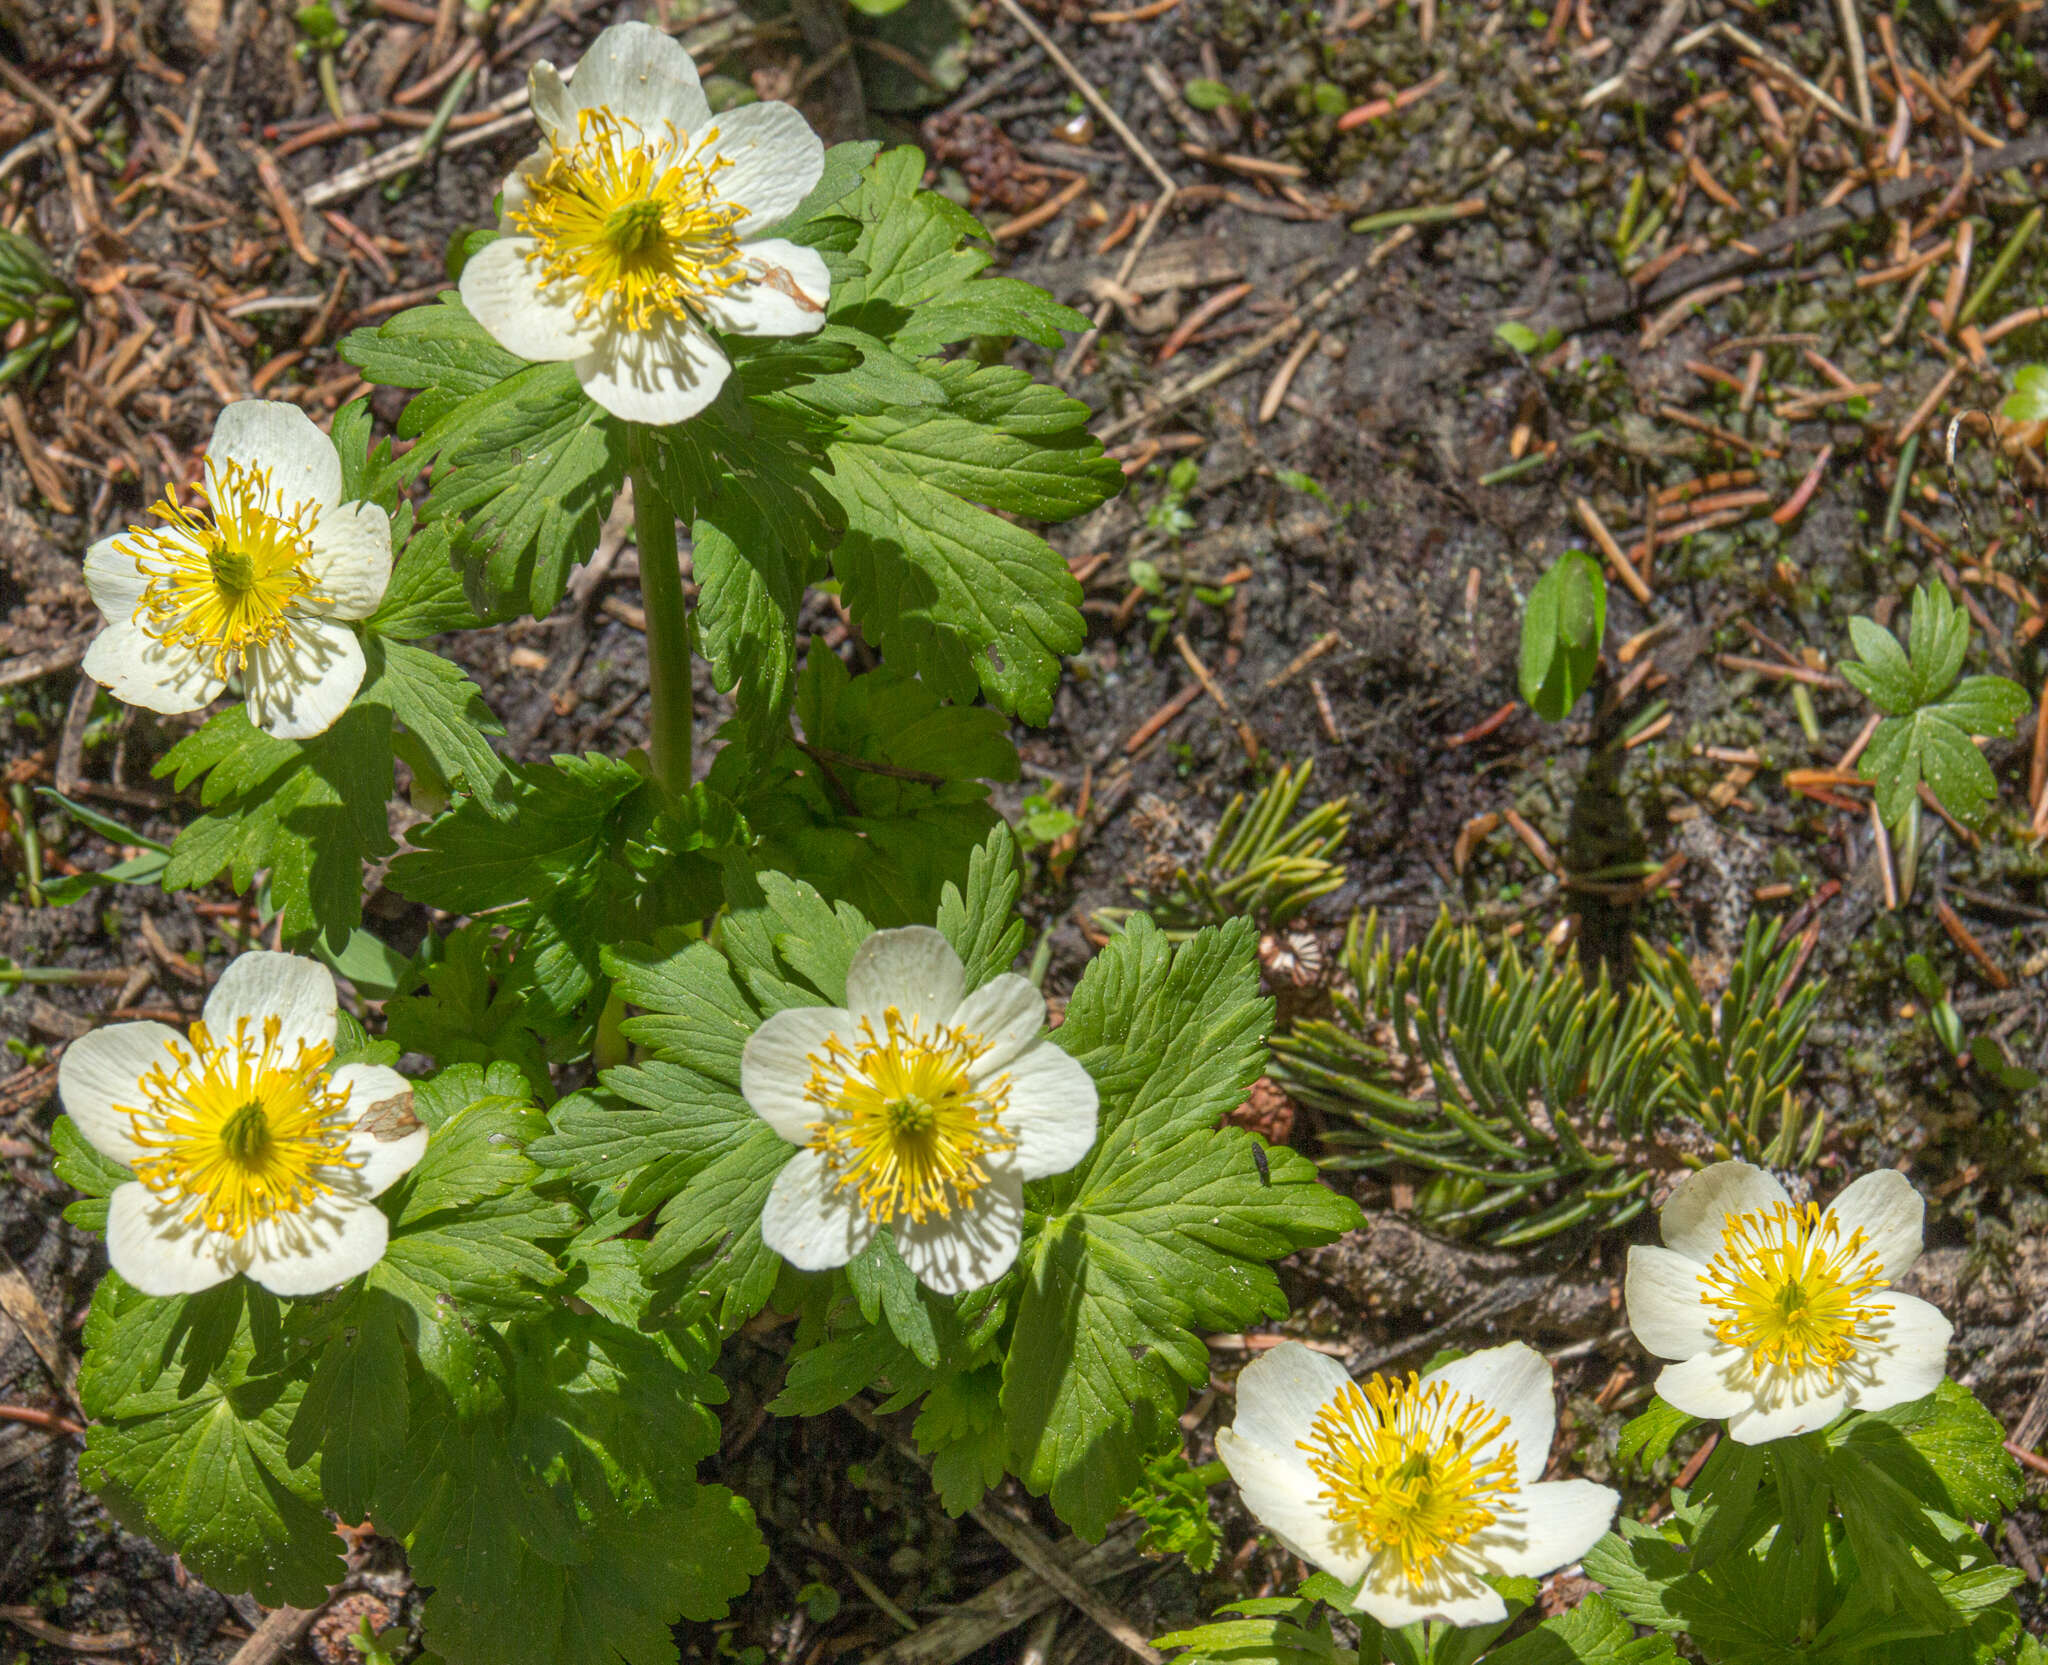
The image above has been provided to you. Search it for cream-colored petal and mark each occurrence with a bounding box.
[241,1197,390,1296]
[761,1147,875,1271]
[707,102,824,226]
[209,400,344,513]
[1214,1428,1373,1586]
[1626,1244,1717,1360]
[1724,1373,1846,1445]
[83,534,146,621]
[1844,1292,1951,1415]
[1822,1169,1925,1281]
[82,619,224,717]
[567,20,710,135]
[203,951,338,1056]
[244,615,365,740]
[1424,1341,1555,1489]
[459,235,599,364]
[529,61,578,145]
[57,1022,183,1168]
[1228,1341,1353,1474]
[955,974,1045,1078]
[844,925,965,1030]
[305,502,392,621]
[1653,1347,1760,1424]
[998,1042,1097,1181]
[106,1184,242,1296]
[742,1005,851,1144]
[574,314,730,425]
[1661,1160,1792,1263]
[330,1062,429,1197]
[891,1166,1022,1294]
[1349,1556,1506,1629]
[1474,1479,1619,1577]
[708,241,832,339]
[497,147,552,229]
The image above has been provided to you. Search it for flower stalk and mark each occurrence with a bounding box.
[629,430,693,800]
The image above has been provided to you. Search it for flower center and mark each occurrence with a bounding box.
[511,106,750,332]
[1299,1375,1520,1585]
[115,457,320,681]
[803,1008,1015,1226]
[1699,1201,1888,1380]
[120,1015,356,1237]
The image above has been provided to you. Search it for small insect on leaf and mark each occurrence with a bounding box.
[353,1091,421,1142]
[1252,1143,1270,1186]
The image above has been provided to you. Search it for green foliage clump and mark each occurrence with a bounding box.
[1274,913,1821,1244]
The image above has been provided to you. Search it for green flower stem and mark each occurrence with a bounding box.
[628,431,693,800]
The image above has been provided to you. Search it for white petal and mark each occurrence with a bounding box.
[329,1062,428,1196]
[203,951,338,1056]
[1654,1346,1762,1424]
[529,61,578,145]
[891,1167,1022,1294]
[57,1022,183,1168]
[497,149,550,228]
[84,534,146,621]
[241,1197,390,1296]
[82,619,224,717]
[709,241,831,339]
[954,973,1045,1076]
[761,1147,875,1271]
[305,501,392,621]
[1425,1341,1555,1488]
[209,400,343,513]
[845,925,965,1030]
[708,102,824,226]
[1845,1292,1952,1415]
[106,1184,240,1296]
[741,1006,849,1144]
[1228,1341,1353,1473]
[997,1042,1098,1181]
[568,20,710,136]
[1822,1169,1924,1281]
[1661,1161,1792,1262]
[244,615,365,740]
[1626,1244,1716,1360]
[1475,1480,1619,1577]
[460,236,599,364]
[1350,1558,1506,1629]
[1214,1428,1372,1586]
[1725,1372,1847,1445]
[574,314,730,425]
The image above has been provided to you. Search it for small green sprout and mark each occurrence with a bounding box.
[1518,549,1606,722]
[0,229,78,392]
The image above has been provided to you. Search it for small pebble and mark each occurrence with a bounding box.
[1054,112,1095,146]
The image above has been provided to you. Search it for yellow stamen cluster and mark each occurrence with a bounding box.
[1300,1375,1520,1585]
[1699,1202,1888,1381]
[512,107,750,331]
[804,1008,1014,1225]
[115,458,321,681]
[122,1016,356,1238]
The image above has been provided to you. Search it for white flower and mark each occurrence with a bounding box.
[1216,1341,1618,1628]
[460,20,830,426]
[57,952,426,1299]
[1625,1160,1952,1443]
[81,401,391,741]
[739,926,1097,1295]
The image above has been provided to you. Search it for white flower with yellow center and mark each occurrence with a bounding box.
[1217,1342,1618,1628]
[1625,1160,1952,1443]
[460,21,830,426]
[81,401,391,740]
[57,952,426,1298]
[740,926,1097,1294]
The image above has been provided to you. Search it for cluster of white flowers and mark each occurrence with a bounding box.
[79,21,830,740]
[1215,1159,1954,1629]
